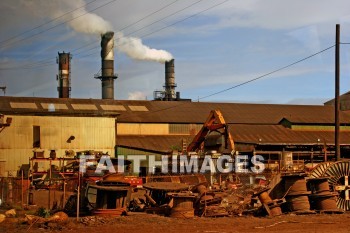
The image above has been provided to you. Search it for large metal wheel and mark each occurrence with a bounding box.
[309,162,333,178]
[324,161,350,211]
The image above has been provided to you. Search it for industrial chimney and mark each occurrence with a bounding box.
[95,31,117,99]
[164,59,177,101]
[56,52,71,98]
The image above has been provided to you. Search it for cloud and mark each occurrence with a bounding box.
[204,0,350,30]
[128,91,147,100]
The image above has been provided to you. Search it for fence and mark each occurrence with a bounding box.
[0,176,30,207]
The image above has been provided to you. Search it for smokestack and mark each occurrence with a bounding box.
[164,59,176,101]
[95,31,117,99]
[56,52,71,98]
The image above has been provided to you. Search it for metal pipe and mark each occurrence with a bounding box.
[21,170,24,209]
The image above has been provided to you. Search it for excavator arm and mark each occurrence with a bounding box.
[187,110,234,153]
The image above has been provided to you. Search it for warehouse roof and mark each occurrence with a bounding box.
[1,96,350,124]
[117,124,350,153]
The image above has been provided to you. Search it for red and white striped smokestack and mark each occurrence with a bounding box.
[95,31,117,99]
[57,52,71,98]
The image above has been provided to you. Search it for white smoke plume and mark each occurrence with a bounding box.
[21,0,112,35]
[22,0,173,63]
[116,32,173,63]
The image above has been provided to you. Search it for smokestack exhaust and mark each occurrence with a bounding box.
[57,52,71,98]
[95,31,117,99]
[164,59,176,101]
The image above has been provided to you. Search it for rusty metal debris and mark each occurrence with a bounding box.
[252,188,284,217]
[308,177,344,214]
[283,174,315,215]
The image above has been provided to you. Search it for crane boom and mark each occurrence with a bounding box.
[187,110,234,153]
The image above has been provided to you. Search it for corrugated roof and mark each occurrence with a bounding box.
[117,125,350,153]
[230,124,350,145]
[1,96,350,124]
[117,135,186,154]
[0,96,119,117]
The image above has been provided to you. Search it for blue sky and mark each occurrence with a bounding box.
[1,0,350,104]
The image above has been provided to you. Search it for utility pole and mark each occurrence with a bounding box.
[335,24,340,161]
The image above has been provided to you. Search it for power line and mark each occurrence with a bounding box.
[1,0,198,68]
[0,0,97,46]
[137,0,230,40]
[71,0,180,53]
[122,0,204,37]
[119,0,180,32]
[75,0,207,58]
[117,45,335,120]
[199,45,335,100]
[0,0,119,51]
[79,0,229,64]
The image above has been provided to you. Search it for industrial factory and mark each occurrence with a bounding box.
[0,30,350,227]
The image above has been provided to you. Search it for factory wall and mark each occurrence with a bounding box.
[0,115,115,176]
[117,123,202,135]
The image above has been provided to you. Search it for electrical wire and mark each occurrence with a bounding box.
[75,0,207,58]
[1,0,205,69]
[137,0,230,40]
[199,45,335,100]
[70,0,180,54]
[117,45,335,120]
[121,0,204,37]
[0,0,97,46]
[0,0,119,51]
[81,0,230,60]
[119,0,181,33]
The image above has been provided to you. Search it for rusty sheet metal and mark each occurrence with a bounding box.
[116,135,183,154]
[117,125,350,154]
[230,124,350,145]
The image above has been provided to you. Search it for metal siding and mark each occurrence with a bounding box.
[117,123,169,135]
[169,123,202,135]
[0,116,32,149]
[0,115,115,176]
[1,149,31,176]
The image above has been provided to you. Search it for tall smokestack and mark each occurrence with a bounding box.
[56,52,71,98]
[164,59,176,101]
[95,31,117,99]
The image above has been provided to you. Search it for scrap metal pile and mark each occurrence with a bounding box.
[60,161,349,219]
[128,167,348,218]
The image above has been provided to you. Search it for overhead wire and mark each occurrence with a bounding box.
[136,0,230,40]
[79,0,228,66]
[199,45,335,100]
[1,0,204,69]
[117,45,335,120]
[0,0,121,70]
[0,0,119,51]
[76,0,207,58]
[70,0,180,53]
[0,0,97,47]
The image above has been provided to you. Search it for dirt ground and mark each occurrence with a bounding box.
[1,212,350,233]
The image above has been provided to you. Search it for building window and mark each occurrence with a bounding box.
[33,126,40,148]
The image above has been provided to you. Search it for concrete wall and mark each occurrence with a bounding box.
[0,115,116,177]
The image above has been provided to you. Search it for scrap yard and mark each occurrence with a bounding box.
[1,105,350,232]
[2,1,350,233]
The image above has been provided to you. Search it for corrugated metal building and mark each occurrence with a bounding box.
[0,97,119,176]
[1,96,350,176]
